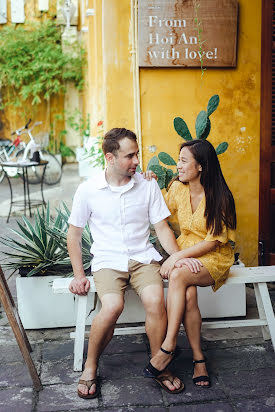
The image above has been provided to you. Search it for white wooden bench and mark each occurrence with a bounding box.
[53,266,275,371]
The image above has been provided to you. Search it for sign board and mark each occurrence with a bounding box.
[138,0,238,68]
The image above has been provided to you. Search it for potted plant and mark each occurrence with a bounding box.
[74,118,105,178]
[0,203,93,328]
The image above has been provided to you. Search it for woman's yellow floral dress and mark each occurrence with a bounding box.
[165,181,235,292]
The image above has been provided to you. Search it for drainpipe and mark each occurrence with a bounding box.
[130,0,143,169]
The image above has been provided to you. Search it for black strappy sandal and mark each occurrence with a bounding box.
[143,347,184,394]
[192,359,211,388]
[143,346,181,378]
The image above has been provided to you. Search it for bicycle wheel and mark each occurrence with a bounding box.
[15,149,41,184]
[38,150,62,185]
[0,152,6,183]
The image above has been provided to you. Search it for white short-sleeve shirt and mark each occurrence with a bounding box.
[68,171,170,272]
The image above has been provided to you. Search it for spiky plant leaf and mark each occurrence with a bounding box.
[165,169,174,187]
[207,94,220,116]
[147,156,159,170]
[216,142,228,155]
[200,117,211,140]
[174,117,193,140]
[195,111,208,139]
[150,165,166,177]
[158,152,177,166]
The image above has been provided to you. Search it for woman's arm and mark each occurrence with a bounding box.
[174,240,220,260]
[160,240,220,276]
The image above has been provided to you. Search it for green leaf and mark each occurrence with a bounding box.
[174,117,193,140]
[157,174,166,190]
[200,117,211,140]
[16,221,33,241]
[165,169,174,187]
[150,165,166,177]
[158,152,177,166]
[216,142,228,155]
[147,156,159,170]
[195,111,208,139]
[207,95,220,116]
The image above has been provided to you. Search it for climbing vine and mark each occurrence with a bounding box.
[0,21,86,109]
[194,0,206,80]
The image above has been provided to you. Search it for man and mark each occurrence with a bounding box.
[67,128,184,399]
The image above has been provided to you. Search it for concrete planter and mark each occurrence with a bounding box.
[16,276,78,329]
[16,276,146,329]
[16,262,246,329]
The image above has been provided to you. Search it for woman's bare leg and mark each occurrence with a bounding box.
[149,265,214,372]
[184,286,209,386]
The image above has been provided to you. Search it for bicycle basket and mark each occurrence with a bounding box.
[34,132,49,148]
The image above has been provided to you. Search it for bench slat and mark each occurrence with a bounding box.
[52,266,275,294]
[70,318,268,339]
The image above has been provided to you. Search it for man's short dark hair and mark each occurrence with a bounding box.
[102,128,137,155]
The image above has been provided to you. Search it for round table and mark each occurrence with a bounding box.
[0,160,48,222]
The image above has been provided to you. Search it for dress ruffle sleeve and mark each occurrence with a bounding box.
[204,223,235,244]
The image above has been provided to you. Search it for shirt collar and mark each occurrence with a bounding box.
[95,169,139,190]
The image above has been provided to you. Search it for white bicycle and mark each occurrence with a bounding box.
[0,120,62,185]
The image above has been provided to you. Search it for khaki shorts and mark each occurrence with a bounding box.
[93,259,162,299]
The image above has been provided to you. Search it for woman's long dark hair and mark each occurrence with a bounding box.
[178,140,236,236]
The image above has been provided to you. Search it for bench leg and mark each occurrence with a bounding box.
[257,283,275,352]
[73,295,88,372]
[254,283,270,340]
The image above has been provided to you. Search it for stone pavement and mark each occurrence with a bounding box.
[0,326,275,412]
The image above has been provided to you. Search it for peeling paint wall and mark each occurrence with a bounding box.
[101,0,261,266]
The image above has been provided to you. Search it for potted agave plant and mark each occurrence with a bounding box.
[0,203,93,329]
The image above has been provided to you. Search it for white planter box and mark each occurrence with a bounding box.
[16,276,146,329]
[17,266,246,329]
[17,276,78,329]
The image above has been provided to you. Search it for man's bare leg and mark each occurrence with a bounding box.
[78,293,124,396]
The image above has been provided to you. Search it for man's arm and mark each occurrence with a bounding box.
[67,224,90,295]
[153,219,180,255]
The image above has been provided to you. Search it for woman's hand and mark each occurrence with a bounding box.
[142,170,157,181]
[175,258,203,274]
[161,255,203,279]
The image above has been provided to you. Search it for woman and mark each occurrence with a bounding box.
[144,139,236,389]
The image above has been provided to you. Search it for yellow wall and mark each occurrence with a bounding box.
[100,0,261,266]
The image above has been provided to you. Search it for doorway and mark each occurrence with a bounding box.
[259,0,275,265]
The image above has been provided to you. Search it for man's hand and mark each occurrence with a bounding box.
[69,276,90,296]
